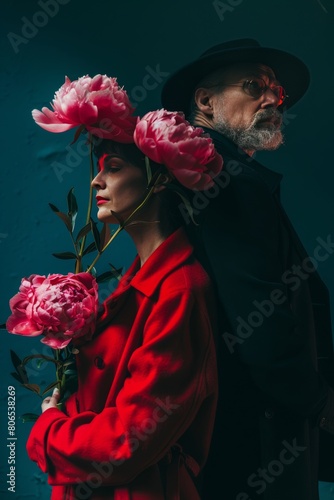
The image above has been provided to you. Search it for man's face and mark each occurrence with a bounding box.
[209,62,285,153]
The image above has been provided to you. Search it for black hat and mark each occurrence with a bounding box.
[161,38,310,114]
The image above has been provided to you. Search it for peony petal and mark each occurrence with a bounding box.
[32,108,76,133]
[41,334,71,349]
[86,125,134,143]
[6,317,43,336]
[6,272,98,349]
[32,74,137,140]
[134,108,223,190]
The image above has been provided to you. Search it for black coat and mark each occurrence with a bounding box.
[186,130,334,500]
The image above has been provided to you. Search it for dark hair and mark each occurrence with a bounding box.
[93,138,146,170]
[92,138,188,231]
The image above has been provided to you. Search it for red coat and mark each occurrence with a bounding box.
[26,228,218,500]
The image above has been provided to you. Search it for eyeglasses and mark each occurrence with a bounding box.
[210,77,288,107]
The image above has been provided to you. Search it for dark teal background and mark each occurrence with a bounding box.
[1,0,334,498]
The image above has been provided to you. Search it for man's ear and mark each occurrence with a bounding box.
[194,87,215,117]
[152,173,172,193]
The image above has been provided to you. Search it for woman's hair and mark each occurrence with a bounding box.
[92,138,187,231]
[93,138,146,170]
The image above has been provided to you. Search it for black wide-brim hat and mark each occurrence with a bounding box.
[161,38,310,114]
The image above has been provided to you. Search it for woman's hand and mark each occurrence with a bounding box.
[42,387,60,413]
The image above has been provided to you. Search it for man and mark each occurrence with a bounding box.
[161,39,334,500]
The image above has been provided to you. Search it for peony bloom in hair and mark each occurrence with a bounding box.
[6,273,98,349]
[134,109,223,190]
[32,74,137,143]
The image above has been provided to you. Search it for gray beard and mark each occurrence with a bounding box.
[215,109,284,152]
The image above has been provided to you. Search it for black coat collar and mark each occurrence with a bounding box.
[202,127,283,194]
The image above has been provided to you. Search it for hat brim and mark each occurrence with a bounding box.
[161,46,310,114]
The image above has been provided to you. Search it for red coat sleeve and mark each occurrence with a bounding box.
[26,287,216,486]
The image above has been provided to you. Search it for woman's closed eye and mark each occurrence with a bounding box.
[105,165,121,173]
[98,154,123,173]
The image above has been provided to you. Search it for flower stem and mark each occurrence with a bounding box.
[78,137,94,265]
[54,349,61,391]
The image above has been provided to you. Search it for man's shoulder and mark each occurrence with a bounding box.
[202,127,283,193]
[209,153,278,208]
[213,149,282,196]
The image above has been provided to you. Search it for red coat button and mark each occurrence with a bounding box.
[94,356,105,369]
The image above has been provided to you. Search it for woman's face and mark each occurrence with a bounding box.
[91,153,148,224]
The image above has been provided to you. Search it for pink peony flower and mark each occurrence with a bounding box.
[32,74,137,143]
[6,273,98,349]
[133,109,223,190]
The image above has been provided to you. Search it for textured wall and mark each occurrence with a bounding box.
[1,0,334,498]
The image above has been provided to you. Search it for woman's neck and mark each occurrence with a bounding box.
[126,221,173,266]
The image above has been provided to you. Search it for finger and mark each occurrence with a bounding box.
[52,387,60,400]
[43,388,59,403]
[41,398,50,411]
[41,388,60,410]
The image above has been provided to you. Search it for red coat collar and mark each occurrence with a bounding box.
[109,227,193,300]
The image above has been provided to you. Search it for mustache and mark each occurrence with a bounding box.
[253,108,283,127]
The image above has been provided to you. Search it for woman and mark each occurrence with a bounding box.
[26,84,223,499]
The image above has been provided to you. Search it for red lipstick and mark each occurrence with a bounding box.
[96,196,109,206]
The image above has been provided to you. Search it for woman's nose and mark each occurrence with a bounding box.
[91,172,105,189]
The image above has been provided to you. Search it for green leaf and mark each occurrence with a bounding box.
[64,369,77,376]
[83,242,97,256]
[61,375,78,396]
[90,218,100,250]
[11,372,23,383]
[52,252,78,260]
[76,222,91,244]
[145,156,152,186]
[70,124,85,145]
[62,359,75,367]
[67,188,78,215]
[10,351,29,384]
[22,383,41,395]
[10,350,22,371]
[49,202,60,212]
[36,358,46,369]
[62,375,78,385]
[67,188,78,232]
[41,381,60,396]
[96,265,123,283]
[96,271,116,283]
[20,413,39,423]
[109,263,123,279]
[110,209,122,225]
[49,203,72,232]
[99,223,112,251]
[22,353,57,365]
[17,365,29,384]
